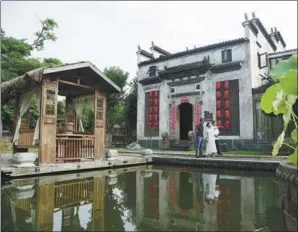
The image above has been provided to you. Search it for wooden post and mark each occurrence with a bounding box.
[94,90,106,159]
[39,80,58,163]
[93,177,105,231]
[36,183,55,231]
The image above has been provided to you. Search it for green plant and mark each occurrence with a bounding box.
[261,54,297,165]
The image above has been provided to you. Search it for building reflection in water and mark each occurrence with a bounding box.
[1,167,286,231]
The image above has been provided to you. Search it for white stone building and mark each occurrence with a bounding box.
[136,12,295,150]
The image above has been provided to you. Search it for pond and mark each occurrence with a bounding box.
[1,166,286,231]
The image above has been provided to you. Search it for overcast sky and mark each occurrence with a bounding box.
[1,1,297,82]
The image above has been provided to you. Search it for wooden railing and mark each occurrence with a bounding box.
[18,129,34,146]
[54,180,93,209]
[56,136,95,160]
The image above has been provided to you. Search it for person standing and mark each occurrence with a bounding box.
[212,120,222,156]
[205,122,217,157]
[195,118,205,157]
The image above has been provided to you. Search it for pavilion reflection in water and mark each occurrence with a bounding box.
[2,177,105,231]
[2,168,284,231]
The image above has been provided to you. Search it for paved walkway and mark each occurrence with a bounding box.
[1,153,151,178]
[117,149,287,160]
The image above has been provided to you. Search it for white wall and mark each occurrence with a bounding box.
[244,20,285,88]
[137,42,254,140]
[138,42,249,81]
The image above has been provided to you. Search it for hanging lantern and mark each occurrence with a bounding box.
[224,100,230,109]
[216,101,221,109]
[217,110,222,118]
[154,122,159,128]
[217,120,222,127]
[216,82,221,90]
[154,99,159,106]
[148,122,152,129]
[155,91,159,97]
[216,91,221,99]
[149,114,153,121]
[149,91,153,98]
[154,107,159,114]
[154,115,159,121]
[149,107,153,114]
[149,99,153,105]
[224,90,230,99]
[224,81,230,89]
[224,120,231,128]
[225,110,231,119]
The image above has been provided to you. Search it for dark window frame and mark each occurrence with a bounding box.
[221,49,232,63]
[257,52,268,69]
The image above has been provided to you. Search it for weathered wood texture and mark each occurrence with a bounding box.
[36,183,55,231]
[18,130,34,146]
[94,90,106,159]
[39,80,58,163]
[56,137,95,160]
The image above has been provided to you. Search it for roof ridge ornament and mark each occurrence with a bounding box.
[244,13,248,21]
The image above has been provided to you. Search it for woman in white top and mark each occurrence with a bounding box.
[205,122,218,157]
[212,120,222,156]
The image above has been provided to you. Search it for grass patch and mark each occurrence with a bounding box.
[0,142,38,153]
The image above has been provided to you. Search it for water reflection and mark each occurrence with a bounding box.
[1,167,285,231]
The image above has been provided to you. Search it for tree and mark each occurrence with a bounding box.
[124,76,138,140]
[103,66,129,132]
[1,18,61,131]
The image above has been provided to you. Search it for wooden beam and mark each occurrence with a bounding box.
[57,79,94,89]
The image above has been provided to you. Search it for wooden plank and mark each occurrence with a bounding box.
[39,80,58,163]
[57,79,94,89]
[94,90,106,159]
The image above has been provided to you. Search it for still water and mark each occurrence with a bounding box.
[1,166,286,231]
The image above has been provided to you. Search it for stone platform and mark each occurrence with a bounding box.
[1,153,152,178]
[151,154,281,171]
[1,150,285,179]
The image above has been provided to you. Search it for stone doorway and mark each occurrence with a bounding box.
[179,102,193,140]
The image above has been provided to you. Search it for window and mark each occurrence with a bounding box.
[171,87,176,94]
[257,52,268,69]
[222,49,232,63]
[45,89,56,115]
[148,65,157,77]
[96,98,104,120]
[195,84,200,92]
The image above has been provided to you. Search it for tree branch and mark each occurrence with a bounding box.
[29,20,45,50]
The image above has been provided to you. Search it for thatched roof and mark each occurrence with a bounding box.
[1,61,121,104]
[1,68,44,103]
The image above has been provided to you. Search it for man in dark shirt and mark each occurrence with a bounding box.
[195,118,205,157]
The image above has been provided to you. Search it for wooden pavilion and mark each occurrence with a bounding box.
[1,61,120,164]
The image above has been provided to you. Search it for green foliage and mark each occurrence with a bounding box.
[261,54,298,165]
[30,18,58,51]
[1,18,61,132]
[103,66,129,131]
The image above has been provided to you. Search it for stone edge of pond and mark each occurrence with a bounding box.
[117,149,287,160]
[151,156,280,171]
[276,161,298,232]
[3,156,153,179]
[276,161,298,185]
